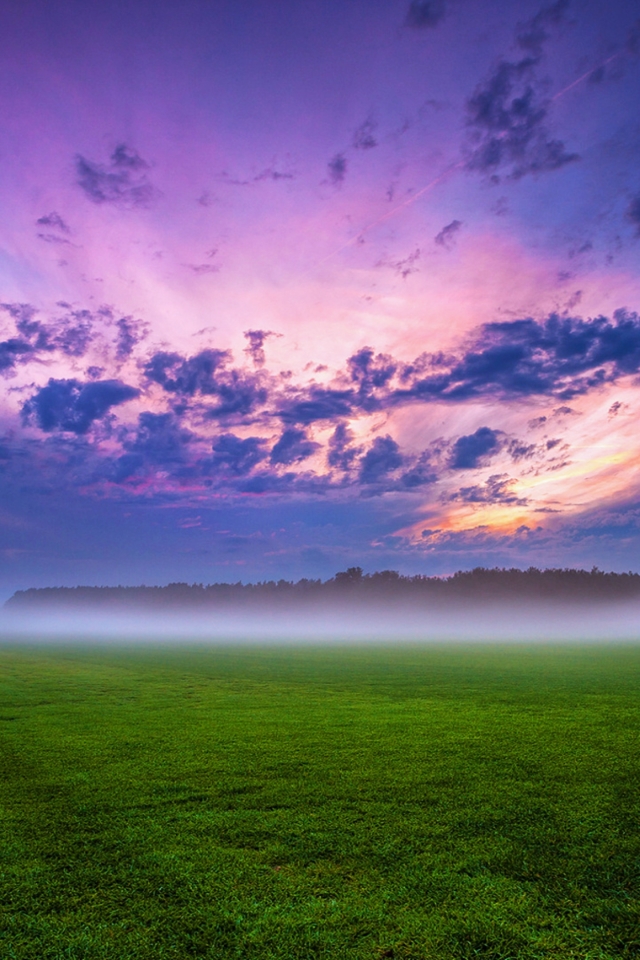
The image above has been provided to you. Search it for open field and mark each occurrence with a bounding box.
[1,643,639,959]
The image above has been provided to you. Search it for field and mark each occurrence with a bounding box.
[0,642,639,959]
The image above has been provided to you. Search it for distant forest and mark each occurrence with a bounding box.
[6,567,640,610]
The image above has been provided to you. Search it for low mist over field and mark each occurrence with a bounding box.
[3,567,640,643]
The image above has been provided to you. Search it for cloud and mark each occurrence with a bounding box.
[400,310,640,402]
[447,474,528,504]
[400,453,437,488]
[22,378,139,434]
[405,0,446,29]
[115,315,149,362]
[465,59,578,179]
[243,329,275,367]
[0,337,33,374]
[253,167,295,182]
[187,263,219,275]
[515,0,569,58]
[434,219,462,248]
[327,153,347,185]
[359,435,403,483]
[0,302,99,366]
[353,117,377,150]
[110,412,194,482]
[144,349,231,395]
[464,4,576,180]
[627,196,640,236]
[210,433,268,476]
[279,386,355,424]
[348,346,397,398]
[327,422,360,471]
[270,427,319,465]
[76,144,156,207]
[36,212,70,233]
[377,249,421,278]
[145,348,267,418]
[450,427,502,469]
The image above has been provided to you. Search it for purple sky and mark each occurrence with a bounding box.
[1,0,640,594]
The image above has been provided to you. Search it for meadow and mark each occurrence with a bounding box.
[0,642,638,959]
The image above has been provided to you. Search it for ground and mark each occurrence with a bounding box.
[1,642,639,958]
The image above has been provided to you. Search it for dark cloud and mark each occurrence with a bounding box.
[464,6,575,182]
[400,454,436,488]
[145,348,268,419]
[400,310,640,402]
[515,0,569,58]
[110,412,193,482]
[348,347,397,401]
[448,474,528,505]
[115,315,149,362]
[434,219,462,248]
[359,436,403,483]
[405,0,446,29]
[22,378,139,435]
[450,427,502,469]
[508,439,537,461]
[353,117,377,150]
[0,337,33,373]
[36,212,70,233]
[244,329,275,367]
[327,153,347,185]
[76,144,156,207]
[270,427,319,465]
[465,58,578,180]
[279,387,354,424]
[144,349,231,396]
[327,422,360,470]
[210,434,268,476]
[0,303,98,365]
[627,196,640,236]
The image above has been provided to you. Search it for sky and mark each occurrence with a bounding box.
[1,0,640,593]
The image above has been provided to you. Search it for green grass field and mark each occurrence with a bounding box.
[1,642,639,959]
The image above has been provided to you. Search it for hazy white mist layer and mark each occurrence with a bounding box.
[1,602,639,645]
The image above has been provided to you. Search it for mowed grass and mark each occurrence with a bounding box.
[0,643,639,959]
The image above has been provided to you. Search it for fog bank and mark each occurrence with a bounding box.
[2,597,639,645]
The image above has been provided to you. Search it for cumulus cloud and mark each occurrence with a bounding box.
[22,378,139,434]
[0,336,33,374]
[145,348,268,419]
[270,427,319,465]
[359,435,403,484]
[450,427,502,469]
[210,433,268,476]
[76,144,156,207]
[327,422,360,471]
[279,386,354,424]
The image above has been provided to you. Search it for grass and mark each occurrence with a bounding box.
[0,641,639,959]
